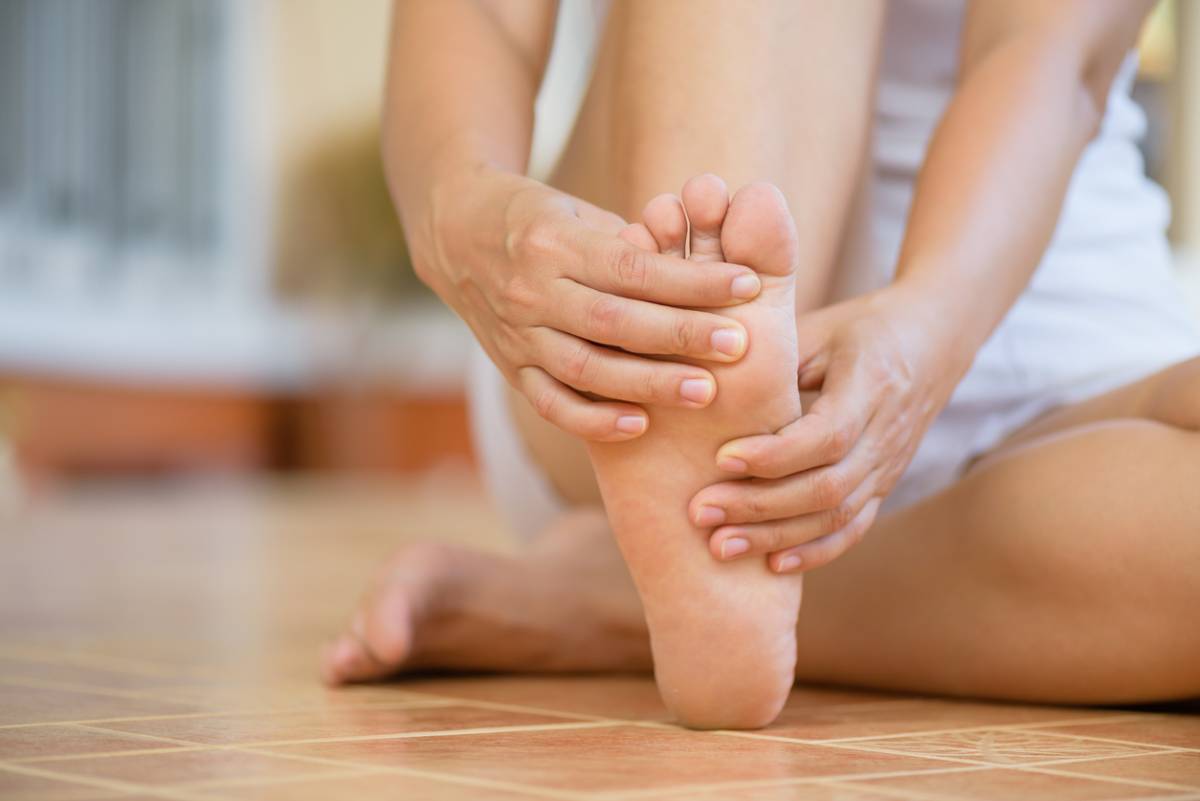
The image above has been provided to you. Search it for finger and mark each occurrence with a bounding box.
[705,477,879,561]
[553,280,749,362]
[691,449,874,527]
[568,224,761,306]
[619,222,659,252]
[767,497,882,573]
[715,369,877,478]
[516,366,648,442]
[533,328,717,408]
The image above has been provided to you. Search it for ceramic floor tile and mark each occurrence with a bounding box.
[92,702,578,745]
[213,771,553,800]
[4,479,1193,801]
[0,656,205,694]
[1039,717,1200,751]
[768,699,1115,742]
[1049,752,1200,789]
[833,728,1170,765]
[401,675,670,720]
[0,724,183,761]
[0,767,123,801]
[0,681,198,726]
[621,779,916,800]
[265,724,954,793]
[31,749,346,788]
[842,766,1192,800]
[141,682,425,712]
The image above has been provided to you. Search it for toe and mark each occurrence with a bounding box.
[680,174,729,262]
[321,582,416,685]
[320,633,383,686]
[722,182,798,278]
[641,193,687,257]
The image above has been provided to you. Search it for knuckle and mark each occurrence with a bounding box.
[612,246,652,293]
[561,344,597,386]
[530,386,560,423]
[638,368,665,402]
[762,524,787,552]
[672,316,699,353]
[509,214,559,264]
[740,495,769,521]
[812,471,849,509]
[499,276,538,316]
[825,421,854,461]
[585,295,626,340]
[826,501,856,532]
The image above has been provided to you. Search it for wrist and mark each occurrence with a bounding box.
[874,277,979,384]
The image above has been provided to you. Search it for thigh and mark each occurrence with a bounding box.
[796,356,1200,703]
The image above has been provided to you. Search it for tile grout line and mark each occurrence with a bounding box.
[394,690,638,724]
[1012,759,1200,793]
[590,765,995,800]
[12,718,624,764]
[767,712,1164,745]
[232,745,595,801]
[0,758,218,801]
[0,696,459,730]
[1015,726,1200,755]
[0,644,216,681]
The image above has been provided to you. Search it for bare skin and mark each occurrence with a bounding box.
[587,176,803,728]
[326,0,1199,719]
[323,355,1200,703]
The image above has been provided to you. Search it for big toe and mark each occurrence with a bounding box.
[320,589,414,686]
[722,182,797,279]
[680,173,730,262]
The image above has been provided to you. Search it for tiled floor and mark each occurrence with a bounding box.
[1,475,1197,800]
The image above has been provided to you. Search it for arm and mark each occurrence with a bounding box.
[892,0,1156,365]
[691,0,1157,571]
[383,1,764,441]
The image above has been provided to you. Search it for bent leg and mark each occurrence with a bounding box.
[796,356,1200,702]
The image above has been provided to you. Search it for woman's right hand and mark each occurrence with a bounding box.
[409,164,765,441]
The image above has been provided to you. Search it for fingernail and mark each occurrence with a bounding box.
[719,536,750,560]
[616,415,647,434]
[730,273,761,299]
[711,328,746,358]
[717,454,748,474]
[679,378,715,404]
[776,554,803,573]
[693,505,726,527]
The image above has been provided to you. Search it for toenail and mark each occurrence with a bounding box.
[711,328,746,358]
[679,378,715,404]
[775,554,803,573]
[730,273,761,299]
[719,537,750,560]
[616,415,647,434]
[694,505,726,527]
[717,455,748,474]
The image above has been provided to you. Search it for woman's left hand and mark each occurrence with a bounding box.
[688,282,969,573]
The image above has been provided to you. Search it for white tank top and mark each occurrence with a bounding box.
[836,0,1174,301]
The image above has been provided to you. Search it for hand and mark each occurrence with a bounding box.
[409,164,765,441]
[688,283,969,571]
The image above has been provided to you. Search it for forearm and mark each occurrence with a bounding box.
[381,0,555,241]
[892,2,1152,370]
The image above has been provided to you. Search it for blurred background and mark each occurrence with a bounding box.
[0,0,1198,509]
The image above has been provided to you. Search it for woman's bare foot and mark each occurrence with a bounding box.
[586,175,804,729]
[320,509,651,684]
